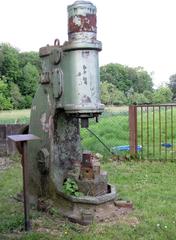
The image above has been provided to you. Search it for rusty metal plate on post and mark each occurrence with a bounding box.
[8,134,40,142]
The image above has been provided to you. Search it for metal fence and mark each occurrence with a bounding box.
[130,104,176,161]
[82,104,176,161]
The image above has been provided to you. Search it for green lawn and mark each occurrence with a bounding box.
[0,109,30,124]
[1,107,176,161]
[137,106,176,160]
[1,159,176,240]
[0,108,129,158]
[81,111,129,158]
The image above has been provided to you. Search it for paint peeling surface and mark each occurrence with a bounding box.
[73,16,82,27]
[32,105,36,111]
[68,32,96,41]
[40,113,49,133]
[69,14,96,33]
[47,94,52,107]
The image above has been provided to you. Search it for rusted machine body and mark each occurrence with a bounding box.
[28,1,118,224]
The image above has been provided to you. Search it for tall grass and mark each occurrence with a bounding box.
[81,110,129,158]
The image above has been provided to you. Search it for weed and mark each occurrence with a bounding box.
[62,178,84,197]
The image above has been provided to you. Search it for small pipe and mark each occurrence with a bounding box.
[86,128,112,154]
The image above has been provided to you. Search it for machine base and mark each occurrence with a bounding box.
[53,185,132,225]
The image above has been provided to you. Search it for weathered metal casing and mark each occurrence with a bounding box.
[28,0,105,203]
[60,0,104,116]
[60,49,103,115]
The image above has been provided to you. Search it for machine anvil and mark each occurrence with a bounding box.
[27,1,118,224]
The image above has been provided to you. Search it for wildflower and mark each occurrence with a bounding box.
[164,225,167,229]
[156,224,160,227]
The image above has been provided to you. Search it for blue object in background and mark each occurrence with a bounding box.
[161,143,172,148]
[111,145,142,153]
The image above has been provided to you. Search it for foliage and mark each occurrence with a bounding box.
[128,92,149,104]
[100,63,153,93]
[168,73,176,100]
[101,81,127,105]
[153,86,173,103]
[62,178,83,197]
[0,43,21,83]
[143,90,153,103]
[20,63,39,96]
[0,80,13,110]
[19,51,41,72]
[0,43,40,109]
[0,94,13,110]
[21,95,33,108]
[9,82,23,109]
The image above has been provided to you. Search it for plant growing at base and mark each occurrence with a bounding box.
[62,178,84,197]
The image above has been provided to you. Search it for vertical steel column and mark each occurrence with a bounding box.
[129,105,137,156]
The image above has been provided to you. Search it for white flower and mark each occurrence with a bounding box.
[156,224,160,227]
[164,225,167,229]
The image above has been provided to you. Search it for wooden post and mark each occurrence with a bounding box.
[129,105,137,156]
[8,134,40,231]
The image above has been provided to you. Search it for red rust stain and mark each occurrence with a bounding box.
[68,14,96,33]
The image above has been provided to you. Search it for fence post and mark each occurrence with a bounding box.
[129,105,137,156]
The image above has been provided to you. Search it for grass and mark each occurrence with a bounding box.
[1,159,176,239]
[137,106,176,160]
[0,107,130,158]
[81,108,129,158]
[1,107,176,161]
[0,109,30,124]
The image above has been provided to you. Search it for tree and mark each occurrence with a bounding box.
[134,67,153,93]
[0,79,12,110]
[0,43,40,109]
[153,87,173,103]
[9,82,23,109]
[19,51,41,72]
[127,92,149,104]
[0,43,21,84]
[20,63,39,96]
[168,74,176,100]
[143,90,153,103]
[100,64,130,92]
[100,63,153,94]
[100,81,127,105]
